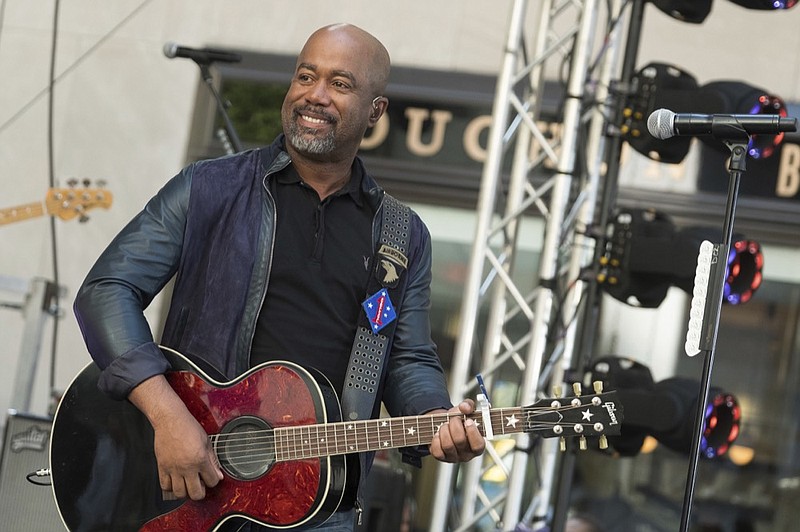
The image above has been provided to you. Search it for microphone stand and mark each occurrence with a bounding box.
[678,138,748,532]
[197,61,243,154]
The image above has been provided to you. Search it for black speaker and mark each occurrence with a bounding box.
[0,412,65,531]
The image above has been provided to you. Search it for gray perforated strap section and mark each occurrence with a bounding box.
[342,327,388,420]
[380,194,411,252]
[341,193,412,421]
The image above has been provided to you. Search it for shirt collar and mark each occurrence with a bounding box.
[275,155,366,207]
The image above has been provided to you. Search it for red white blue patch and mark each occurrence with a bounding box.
[362,288,396,333]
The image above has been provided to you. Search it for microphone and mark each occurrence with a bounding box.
[163,42,242,65]
[648,108,797,140]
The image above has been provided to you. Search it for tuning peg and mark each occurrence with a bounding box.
[552,384,563,398]
[67,177,78,188]
[559,437,566,452]
[579,435,587,451]
[572,382,582,396]
[593,381,603,394]
[96,179,107,188]
[599,434,608,450]
[82,178,91,188]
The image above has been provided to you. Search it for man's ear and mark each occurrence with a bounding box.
[369,96,388,126]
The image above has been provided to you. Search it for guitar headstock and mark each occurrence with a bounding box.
[45,180,113,221]
[523,382,623,450]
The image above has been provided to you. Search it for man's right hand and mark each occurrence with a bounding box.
[128,375,224,500]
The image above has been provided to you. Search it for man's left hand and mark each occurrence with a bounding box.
[429,399,486,463]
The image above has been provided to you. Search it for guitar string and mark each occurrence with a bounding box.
[208,403,601,450]
[214,430,607,467]
[206,404,610,464]
[212,420,610,469]
[209,408,508,453]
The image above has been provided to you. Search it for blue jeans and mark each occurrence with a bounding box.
[223,510,356,531]
[309,509,356,531]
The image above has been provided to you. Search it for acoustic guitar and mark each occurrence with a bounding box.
[50,347,622,531]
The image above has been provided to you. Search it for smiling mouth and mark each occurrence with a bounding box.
[299,114,328,125]
[296,109,334,128]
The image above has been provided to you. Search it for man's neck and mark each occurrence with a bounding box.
[288,149,355,200]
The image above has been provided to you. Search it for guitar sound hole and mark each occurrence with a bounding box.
[217,415,274,481]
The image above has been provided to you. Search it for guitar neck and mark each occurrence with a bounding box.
[0,202,44,225]
[272,407,525,462]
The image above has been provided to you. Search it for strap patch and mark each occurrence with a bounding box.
[362,288,397,333]
[376,244,408,288]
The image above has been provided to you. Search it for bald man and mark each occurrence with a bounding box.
[74,24,484,531]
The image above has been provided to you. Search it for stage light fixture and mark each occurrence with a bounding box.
[589,356,741,458]
[596,208,764,308]
[651,0,714,22]
[746,94,788,159]
[625,65,788,163]
[699,81,789,159]
[726,0,797,9]
[724,240,763,304]
[623,63,700,164]
[651,0,796,22]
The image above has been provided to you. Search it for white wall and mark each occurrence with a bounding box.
[1,1,799,419]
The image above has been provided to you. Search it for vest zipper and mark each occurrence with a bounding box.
[243,158,286,368]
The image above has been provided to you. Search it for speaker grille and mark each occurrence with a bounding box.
[0,412,64,530]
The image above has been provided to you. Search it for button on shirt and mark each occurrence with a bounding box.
[250,162,374,394]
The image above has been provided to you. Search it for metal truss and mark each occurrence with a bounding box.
[428,0,629,530]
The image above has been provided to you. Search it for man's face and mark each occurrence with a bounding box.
[281,30,375,162]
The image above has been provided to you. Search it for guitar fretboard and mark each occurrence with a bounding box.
[0,202,44,225]
[272,408,526,462]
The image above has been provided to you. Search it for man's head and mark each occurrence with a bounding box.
[281,24,390,163]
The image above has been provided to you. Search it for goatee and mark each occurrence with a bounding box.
[285,121,336,155]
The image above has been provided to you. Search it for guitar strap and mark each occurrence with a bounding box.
[341,193,412,422]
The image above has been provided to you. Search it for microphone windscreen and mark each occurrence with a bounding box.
[647,108,676,140]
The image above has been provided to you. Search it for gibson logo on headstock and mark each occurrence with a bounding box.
[603,402,620,425]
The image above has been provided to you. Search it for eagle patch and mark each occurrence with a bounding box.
[376,244,408,288]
